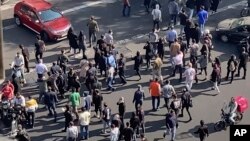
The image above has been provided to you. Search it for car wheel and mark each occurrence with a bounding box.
[41,32,50,42]
[14,16,22,26]
[220,35,229,43]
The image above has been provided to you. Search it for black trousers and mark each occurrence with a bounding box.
[35,52,43,62]
[173,64,183,81]
[237,64,247,78]
[27,111,35,127]
[153,20,160,30]
[119,69,126,83]
[181,106,192,119]
[164,97,171,111]
[226,69,235,82]
[24,58,29,72]
[60,64,67,74]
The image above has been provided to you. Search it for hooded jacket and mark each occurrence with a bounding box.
[152,4,162,21]
[168,0,179,15]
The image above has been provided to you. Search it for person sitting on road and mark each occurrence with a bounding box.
[227,97,238,124]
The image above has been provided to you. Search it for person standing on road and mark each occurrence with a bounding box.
[78,30,87,58]
[19,45,30,73]
[35,59,48,79]
[163,110,178,141]
[197,6,208,35]
[186,0,196,19]
[117,97,126,124]
[57,50,69,74]
[144,41,153,69]
[152,54,163,83]
[66,121,78,141]
[166,26,178,48]
[236,47,249,79]
[178,9,188,36]
[62,105,73,132]
[157,38,165,60]
[172,50,183,82]
[198,51,208,80]
[34,35,46,63]
[69,88,81,117]
[107,64,115,91]
[152,4,162,31]
[129,112,140,140]
[79,107,91,140]
[183,62,196,92]
[44,87,58,122]
[132,51,143,80]
[122,122,134,141]
[225,55,238,83]
[133,85,145,112]
[170,39,180,68]
[144,0,151,14]
[118,53,127,84]
[210,64,220,94]
[67,27,79,56]
[93,89,103,119]
[122,0,131,17]
[137,106,145,134]
[102,102,112,134]
[179,88,192,121]
[87,16,99,47]
[168,0,179,26]
[162,80,176,112]
[210,0,221,14]
[25,96,38,128]
[149,78,161,111]
[194,120,209,141]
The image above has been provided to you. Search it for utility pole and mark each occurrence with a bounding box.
[0,10,5,80]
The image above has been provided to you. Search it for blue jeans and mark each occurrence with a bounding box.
[107,77,113,90]
[152,96,160,109]
[123,4,131,16]
[188,8,194,19]
[102,119,111,132]
[199,23,205,34]
[80,125,89,139]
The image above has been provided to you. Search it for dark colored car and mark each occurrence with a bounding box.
[14,0,71,42]
[216,17,250,43]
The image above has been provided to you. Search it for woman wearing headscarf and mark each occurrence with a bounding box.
[210,0,221,14]
[117,97,126,124]
[67,27,79,56]
[78,31,87,59]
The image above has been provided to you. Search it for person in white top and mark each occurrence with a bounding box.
[172,50,183,82]
[152,4,162,31]
[79,107,91,140]
[183,62,196,92]
[35,59,48,79]
[105,30,114,46]
[110,124,119,141]
[190,39,199,59]
[107,65,115,91]
[66,122,78,141]
[13,92,25,107]
[11,52,25,80]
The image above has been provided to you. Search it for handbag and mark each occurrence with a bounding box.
[189,99,193,107]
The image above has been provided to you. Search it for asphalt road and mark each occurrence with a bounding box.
[1,0,250,141]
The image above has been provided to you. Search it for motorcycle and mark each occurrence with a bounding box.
[240,3,250,17]
[10,105,24,135]
[214,109,243,131]
[0,100,11,120]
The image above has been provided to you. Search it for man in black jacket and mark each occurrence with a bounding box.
[44,87,58,122]
[57,49,69,74]
[225,55,238,83]
[194,120,209,141]
[236,47,249,79]
[164,110,178,141]
[123,122,134,141]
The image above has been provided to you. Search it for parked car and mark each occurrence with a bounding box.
[216,17,250,43]
[14,0,71,42]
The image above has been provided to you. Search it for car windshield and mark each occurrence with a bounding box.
[38,9,62,22]
[230,18,245,29]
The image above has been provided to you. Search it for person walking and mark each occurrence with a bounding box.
[133,85,145,112]
[129,112,140,139]
[166,26,178,48]
[197,6,208,35]
[122,0,131,17]
[34,35,46,63]
[149,78,161,111]
[162,80,176,112]
[170,39,180,68]
[79,107,91,140]
[78,30,87,58]
[225,55,238,83]
[198,51,209,80]
[172,50,183,82]
[152,4,162,31]
[163,110,178,141]
[152,54,163,83]
[149,28,159,55]
[179,88,192,120]
[110,124,119,141]
[184,20,193,46]
[25,96,38,128]
[178,9,188,36]
[85,62,97,93]
[107,64,115,91]
[57,49,69,74]
[44,87,58,122]
[190,39,199,60]
[122,122,134,141]
[236,47,249,79]
[210,0,221,14]
[118,53,127,84]
[105,30,114,47]
[211,65,220,94]
[57,71,66,98]
[62,105,73,132]
[144,0,151,14]
[93,89,103,119]
[191,23,201,43]
[168,0,179,25]
[183,62,196,92]
[87,16,99,47]
[117,97,126,124]
[102,102,112,134]
[67,68,77,91]
[157,38,165,60]
[132,51,143,80]
[144,41,153,69]
[194,120,209,141]
[66,121,78,141]
[19,45,30,73]
[186,0,196,19]
[178,37,187,66]
[137,106,145,134]
[67,27,79,56]
[69,88,81,117]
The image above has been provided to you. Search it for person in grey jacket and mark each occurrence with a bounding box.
[133,85,145,112]
[162,80,176,112]
[168,0,179,25]
[198,51,208,80]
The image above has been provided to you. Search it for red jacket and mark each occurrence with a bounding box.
[1,84,14,100]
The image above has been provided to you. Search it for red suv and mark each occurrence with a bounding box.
[14,0,71,42]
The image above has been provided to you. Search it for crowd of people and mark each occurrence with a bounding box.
[0,0,249,141]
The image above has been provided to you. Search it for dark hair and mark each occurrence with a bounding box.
[165,80,170,84]
[36,35,41,40]
[71,87,76,92]
[19,44,23,49]
[200,120,204,126]
[126,122,130,127]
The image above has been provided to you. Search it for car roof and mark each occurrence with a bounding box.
[21,0,52,11]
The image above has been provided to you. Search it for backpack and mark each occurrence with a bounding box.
[229,61,236,71]
[171,99,181,110]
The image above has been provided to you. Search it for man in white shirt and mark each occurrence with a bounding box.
[104,30,114,47]
[35,59,48,79]
[13,92,25,107]
[162,80,176,112]
[107,65,115,91]
[183,62,196,92]
[11,52,25,79]
[172,50,183,82]
[66,121,78,140]
[79,107,91,140]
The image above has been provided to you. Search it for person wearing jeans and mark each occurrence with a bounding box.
[183,62,196,92]
[149,78,161,111]
[26,96,38,128]
[79,107,91,140]
[102,103,111,133]
[107,65,115,91]
[87,16,99,47]
[197,6,208,35]
[164,110,178,141]
[211,65,220,93]
[122,0,131,17]
[162,80,176,112]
